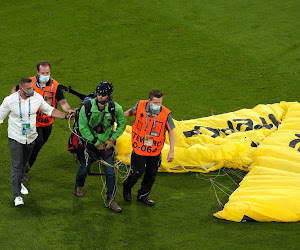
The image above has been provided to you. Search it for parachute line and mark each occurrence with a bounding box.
[196,168,247,210]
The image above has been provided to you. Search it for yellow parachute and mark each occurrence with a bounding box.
[115,101,300,222]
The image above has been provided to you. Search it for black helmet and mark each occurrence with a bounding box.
[95,82,114,96]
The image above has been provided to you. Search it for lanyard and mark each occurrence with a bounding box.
[19,91,31,119]
[145,113,157,131]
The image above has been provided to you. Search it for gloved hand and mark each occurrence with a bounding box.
[96,142,106,150]
[105,138,115,149]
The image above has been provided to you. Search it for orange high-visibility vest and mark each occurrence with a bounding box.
[30,76,59,127]
[131,100,171,156]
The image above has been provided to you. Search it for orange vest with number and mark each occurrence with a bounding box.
[30,76,59,127]
[132,100,171,156]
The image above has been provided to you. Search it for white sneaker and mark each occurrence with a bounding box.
[21,183,29,195]
[14,196,24,206]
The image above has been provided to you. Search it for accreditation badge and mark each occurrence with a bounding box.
[150,131,157,136]
[21,123,31,135]
[144,135,154,146]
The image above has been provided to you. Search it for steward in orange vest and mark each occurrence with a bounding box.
[131,100,171,156]
[123,89,175,206]
[11,61,75,179]
[30,76,59,127]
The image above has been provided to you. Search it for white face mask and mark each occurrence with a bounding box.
[39,75,50,82]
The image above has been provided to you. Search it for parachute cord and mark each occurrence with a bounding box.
[210,181,224,210]
[233,168,247,179]
[195,168,226,181]
[210,178,234,195]
[197,171,234,195]
[98,162,123,208]
[224,169,244,179]
[222,168,247,184]
[209,178,235,210]
[222,169,240,187]
[117,154,132,180]
[108,171,118,207]
[98,162,108,207]
[67,112,76,134]
[68,111,86,141]
[96,154,131,179]
[84,148,89,168]
[196,170,236,210]
[207,168,223,179]
[96,154,131,208]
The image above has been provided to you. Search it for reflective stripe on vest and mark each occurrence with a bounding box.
[31,76,59,127]
[131,100,170,156]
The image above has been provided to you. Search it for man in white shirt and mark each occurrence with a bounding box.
[0,77,71,207]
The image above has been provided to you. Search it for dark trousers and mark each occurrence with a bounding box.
[8,139,35,197]
[75,148,116,201]
[27,124,52,171]
[123,151,161,199]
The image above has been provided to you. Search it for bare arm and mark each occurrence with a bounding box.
[51,108,71,120]
[167,129,175,162]
[37,94,71,120]
[58,99,75,114]
[124,108,134,117]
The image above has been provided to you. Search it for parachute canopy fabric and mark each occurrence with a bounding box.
[115,101,300,222]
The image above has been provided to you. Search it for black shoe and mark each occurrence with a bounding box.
[137,197,155,206]
[123,188,132,202]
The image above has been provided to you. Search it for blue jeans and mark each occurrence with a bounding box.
[75,148,116,201]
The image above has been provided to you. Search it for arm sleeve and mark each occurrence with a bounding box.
[78,105,98,146]
[55,85,66,102]
[131,101,139,115]
[111,103,126,141]
[0,97,10,123]
[166,113,175,131]
[38,95,55,116]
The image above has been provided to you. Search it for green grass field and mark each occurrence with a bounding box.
[0,0,299,249]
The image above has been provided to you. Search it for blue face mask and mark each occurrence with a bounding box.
[39,75,50,83]
[151,104,161,111]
